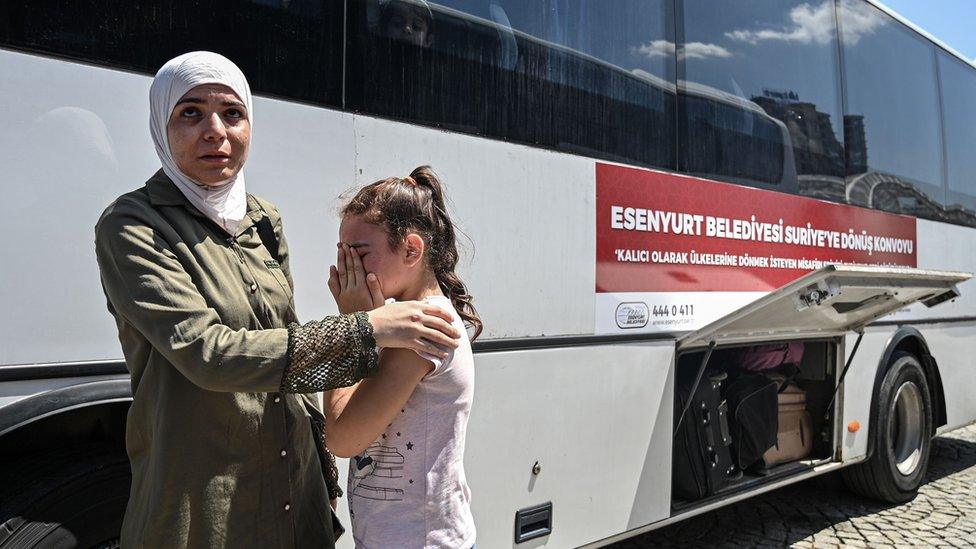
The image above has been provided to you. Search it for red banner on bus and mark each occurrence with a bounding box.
[596,163,917,293]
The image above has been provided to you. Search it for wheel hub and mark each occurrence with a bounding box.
[887,381,924,476]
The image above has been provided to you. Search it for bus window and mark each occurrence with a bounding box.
[678,0,845,195]
[937,51,976,228]
[679,85,791,190]
[0,0,343,108]
[345,0,677,171]
[839,0,947,221]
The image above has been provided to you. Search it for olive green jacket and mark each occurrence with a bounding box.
[95,171,370,548]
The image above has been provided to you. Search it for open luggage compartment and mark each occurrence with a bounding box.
[668,265,969,510]
[671,340,836,507]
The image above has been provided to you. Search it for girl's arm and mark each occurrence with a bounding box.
[324,348,434,458]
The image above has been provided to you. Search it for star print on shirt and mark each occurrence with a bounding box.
[409,479,414,484]
[406,442,414,450]
[396,431,401,437]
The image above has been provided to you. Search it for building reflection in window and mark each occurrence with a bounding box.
[937,51,976,225]
[678,0,845,197]
[839,0,948,221]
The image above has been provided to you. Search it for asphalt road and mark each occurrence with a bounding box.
[610,424,976,548]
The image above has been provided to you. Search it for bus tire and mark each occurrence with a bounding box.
[0,444,129,549]
[841,351,933,503]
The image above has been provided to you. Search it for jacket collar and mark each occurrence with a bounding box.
[145,169,262,237]
[146,169,193,208]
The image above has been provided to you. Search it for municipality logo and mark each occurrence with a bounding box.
[615,302,649,329]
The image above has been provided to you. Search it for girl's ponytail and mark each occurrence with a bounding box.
[409,166,483,340]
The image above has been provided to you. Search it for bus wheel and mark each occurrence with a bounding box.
[0,444,129,548]
[842,351,933,503]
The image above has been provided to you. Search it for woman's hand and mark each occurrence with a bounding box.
[367,301,461,357]
[328,244,384,314]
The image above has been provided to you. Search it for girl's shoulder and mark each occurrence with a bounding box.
[423,295,459,320]
[415,295,471,376]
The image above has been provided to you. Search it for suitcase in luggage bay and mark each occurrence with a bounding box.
[672,371,740,501]
[724,374,779,471]
[762,382,814,467]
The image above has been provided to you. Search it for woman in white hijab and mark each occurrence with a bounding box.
[149,50,252,233]
[95,51,459,548]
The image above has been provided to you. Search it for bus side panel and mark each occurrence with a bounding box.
[465,343,673,548]
[918,323,976,432]
[0,49,158,365]
[891,219,976,320]
[840,328,896,461]
[350,115,597,340]
[895,219,976,432]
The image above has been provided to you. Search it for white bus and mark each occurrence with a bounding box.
[2,0,976,547]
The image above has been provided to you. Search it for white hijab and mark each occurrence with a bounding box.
[149,51,252,234]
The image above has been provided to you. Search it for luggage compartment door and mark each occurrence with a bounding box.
[677,265,970,350]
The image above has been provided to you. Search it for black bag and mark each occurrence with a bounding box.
[725,374,779,471]
[672,371,738,500]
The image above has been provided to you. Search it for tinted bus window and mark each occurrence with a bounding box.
[0,0,343,107]
[839,0,946,220]
[345,0,676,170]
[937,52,976,227]
[678,0,845,195]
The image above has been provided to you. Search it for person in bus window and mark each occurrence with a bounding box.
[94,51,461,549]
[376,0,435,48]
[324,166,480,548]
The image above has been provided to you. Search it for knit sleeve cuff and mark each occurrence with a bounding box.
[279,312,379,393]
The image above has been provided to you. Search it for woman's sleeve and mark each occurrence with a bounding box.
[282,313,378,393]
[95,204,377,394]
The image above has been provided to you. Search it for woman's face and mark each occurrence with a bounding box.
[167,84,250,185]
[339,215,416,299]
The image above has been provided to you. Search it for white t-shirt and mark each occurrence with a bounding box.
[347,296,476,549]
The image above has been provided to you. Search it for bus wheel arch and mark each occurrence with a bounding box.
[0,378,131,453]
[0,383,132,549]
[870,327,947,444]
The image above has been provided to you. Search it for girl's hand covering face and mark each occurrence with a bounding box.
[329,239,461,355]
[329,243,385,314]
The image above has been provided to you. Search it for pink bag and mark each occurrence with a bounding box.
[730,342,804,372]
